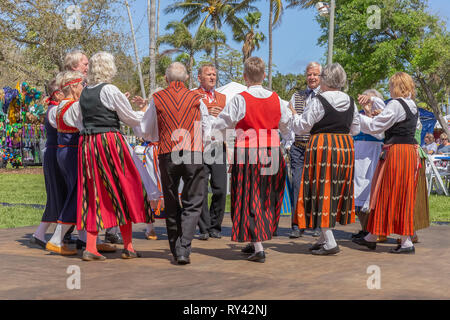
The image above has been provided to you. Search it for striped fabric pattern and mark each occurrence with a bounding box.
[367,144,419,236]
[153,81,203,155]
[293,91,311,143]
[295,133,356,229]
[231,147,286,242]
[77,132,154,232]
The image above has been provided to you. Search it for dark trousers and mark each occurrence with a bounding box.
[159,152,206,258]
[198,144,227,235]
[289,144,306,231]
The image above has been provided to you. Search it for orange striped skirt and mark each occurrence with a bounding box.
[294,133,356,229]
[367,144,419,236]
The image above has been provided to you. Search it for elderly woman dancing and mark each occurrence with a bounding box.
[68,52,153,261]
[353,72,420,254]
[291,63,360,255]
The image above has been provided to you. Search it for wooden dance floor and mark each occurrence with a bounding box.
[0,215,449,300]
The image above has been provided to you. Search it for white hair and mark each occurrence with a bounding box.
[165,62,188,82]
[64,50,87,71]
[320,63,347,90]
[306,61,322,74]
[362,89,384,99]
[87,52,117,85]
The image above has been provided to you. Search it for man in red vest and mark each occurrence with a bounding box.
[136,62,209,265]
[193,64,227,241]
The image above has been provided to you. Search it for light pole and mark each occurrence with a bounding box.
[316,0,336,65]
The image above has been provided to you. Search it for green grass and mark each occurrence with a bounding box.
[0,174,46,205]
[0,173,448,228]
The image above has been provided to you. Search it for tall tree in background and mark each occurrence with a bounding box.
[0,0,125,86]
[148,0,157,93]
[310,0,449,136]
[158,22,226,88]
[165,0,257,85]
[233,11,266,63]
[267,0,283,89]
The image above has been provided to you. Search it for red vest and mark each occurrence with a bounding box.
[56,100,79,133]
[194,87,226,112]
[153,81,203,155]
[235,91,281,148]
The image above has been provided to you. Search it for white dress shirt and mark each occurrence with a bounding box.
[360,97,418,135]
[291,90,361,136]
[209,85,292,142]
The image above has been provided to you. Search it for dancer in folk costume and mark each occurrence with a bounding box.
[291,63,360,255]
[66,52,153,261]
[286,62,322,239]
[43,71,83,255]
[210,57,291,263]
[353,72,420,254]
[351,89,385,241]
[194,64,228,240]
[30,75,66,248]
[136,62,210,265]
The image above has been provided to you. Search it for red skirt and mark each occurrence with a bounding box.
[77,132,153,232]
[295,133,356,229]
[367,144,419,236]
[230,147,286,242]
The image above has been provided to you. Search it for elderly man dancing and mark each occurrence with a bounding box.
[136,62,210,265]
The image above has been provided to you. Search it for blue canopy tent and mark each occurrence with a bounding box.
[419,108,437,145]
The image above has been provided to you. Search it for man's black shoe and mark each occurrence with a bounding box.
[209,232,221,239]
[351,230,369,239]
[198,233,209,240]
[312,229,321,237]
[247,251,265,263]
[104,232,123,244]
[177,256,191,265]
[311,245,340,255]
[241,243,255,254]
[289,229,303,238]
[352,237,377,250]
[308,242,324,251]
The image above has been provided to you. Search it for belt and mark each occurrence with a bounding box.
[294,141,309,148]
[58,145,78,148]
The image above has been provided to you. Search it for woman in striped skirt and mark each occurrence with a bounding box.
[290,63,360,255]
[66,52,154,261]
[353,72,419,254]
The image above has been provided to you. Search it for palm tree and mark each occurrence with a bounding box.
[233,11,266,63]
[148,0,157,93]
[285,0,318,9]
[267,0,283,90]
[165,0,257,84]
[158,21,226,88]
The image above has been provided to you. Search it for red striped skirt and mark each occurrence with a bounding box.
[367,144,419,236]
[295,133,356,229]
[77,132,154,232]
[230,147,286,242]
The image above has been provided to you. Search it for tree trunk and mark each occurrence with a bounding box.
[149,0,157,93]
[268,1,273,90]
[189,54,194,89]
[417,76,450,137]
[125,0,146,99]
[156,0,160,54]
[213,17,220,86]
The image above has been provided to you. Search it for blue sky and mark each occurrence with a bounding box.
[123,0,450,75]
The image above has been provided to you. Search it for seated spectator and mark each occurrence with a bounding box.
[422,133,438,155]
[437,133,450,154]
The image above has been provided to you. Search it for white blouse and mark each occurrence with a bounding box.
[57,84,144,131]
[291,90,361,136]
[360,97,418,134]
[209,85,292,141]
